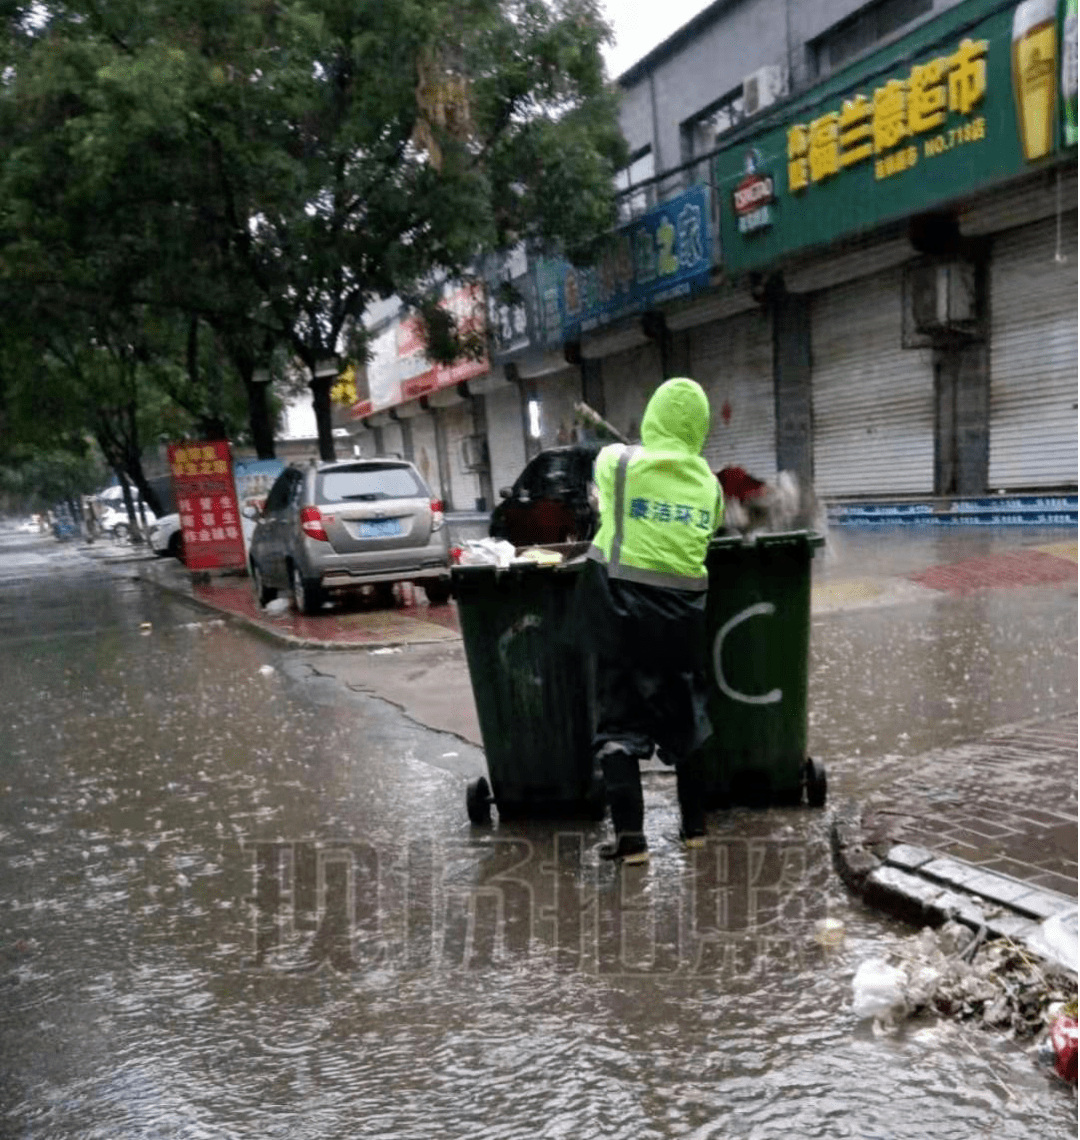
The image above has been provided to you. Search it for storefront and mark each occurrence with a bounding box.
[503,184,715,448]
[712,0,1078,497]
[811,265,936,496]
[988,209,1078,489]
[591,338,659,440]
[689,308,776,475]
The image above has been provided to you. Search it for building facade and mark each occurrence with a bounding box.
[346,0,1077,508]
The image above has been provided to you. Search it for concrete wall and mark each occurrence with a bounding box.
[616,0,961,174]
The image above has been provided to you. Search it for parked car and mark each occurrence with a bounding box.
[148,511,256,562]
[98,501,156,541]
[147,513,184,560]
[488,443,603,547]
[248,459,452,614]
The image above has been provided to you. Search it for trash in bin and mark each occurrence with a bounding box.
[700,530,826,807]
[453,545,602,824]
[457,538,518,567]
[515,547,564,565]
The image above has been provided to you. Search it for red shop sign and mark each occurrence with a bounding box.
[167,440,247,571]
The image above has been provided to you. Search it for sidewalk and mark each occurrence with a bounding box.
[89,533,1078,972]
[831,713,1078,975]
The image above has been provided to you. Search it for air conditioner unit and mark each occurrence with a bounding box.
[742,65,788,116]
[909,262,977,334]
[461,434,489,473]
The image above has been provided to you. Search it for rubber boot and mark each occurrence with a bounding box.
[676,753,707,848]
[599,748,648,863]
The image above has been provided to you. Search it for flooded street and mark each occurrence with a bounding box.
[0,531,1075,1137]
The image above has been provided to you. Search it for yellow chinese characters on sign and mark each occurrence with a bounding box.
[788,124,810,192]
[909,58,948,133]
[839,95,873,167]
[785,37,989,194]
[169,444,229,477]
[808,112,840,182]
[873,79,910,153]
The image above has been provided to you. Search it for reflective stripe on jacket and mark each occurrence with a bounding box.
[587,378,723,591]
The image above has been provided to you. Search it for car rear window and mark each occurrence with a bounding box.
[317,464,426,503]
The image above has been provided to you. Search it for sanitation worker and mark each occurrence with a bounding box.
[578,376,724,864]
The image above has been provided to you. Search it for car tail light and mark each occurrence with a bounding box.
[431,500,445,531]
[300,506,329,542]
[450,546,464,564]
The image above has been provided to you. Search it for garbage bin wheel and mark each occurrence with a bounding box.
[466,776,492,825]
[804,757,827,808]
[423,579,453,606]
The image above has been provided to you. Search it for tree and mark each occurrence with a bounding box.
[2,0,628,462]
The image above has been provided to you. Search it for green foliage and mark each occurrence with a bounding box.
[0,441,109,514]
[1,0,629,461]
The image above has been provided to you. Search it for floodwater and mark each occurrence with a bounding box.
[809,527,1078,793]
[0,532,1076,1138]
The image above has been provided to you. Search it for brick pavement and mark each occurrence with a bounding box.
[857,713,1078,897]
[910,548,1078,594]
[832,712,1077,973]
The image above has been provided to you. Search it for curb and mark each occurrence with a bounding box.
[831,802,1077,977]
[119,558,462,653]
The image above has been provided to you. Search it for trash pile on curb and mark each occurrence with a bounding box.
[853,922,1078,1082]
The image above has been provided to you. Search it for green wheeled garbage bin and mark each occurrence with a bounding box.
[452,550,603,824]
[699,530,826,808]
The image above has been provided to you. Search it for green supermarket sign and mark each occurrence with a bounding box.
[715,0,1077,274]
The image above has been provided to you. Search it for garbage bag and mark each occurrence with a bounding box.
[852,958,906,1021]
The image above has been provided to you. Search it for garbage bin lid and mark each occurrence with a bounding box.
[709,529,825,552]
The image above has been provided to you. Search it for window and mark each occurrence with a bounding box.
[264,471,293,513]
[318,464,425,502]
[680,87,745,164]
[614,146,655,223]
[811,0,933,76]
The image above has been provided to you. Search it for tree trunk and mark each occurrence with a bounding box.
[310,373,336,461]
[242,365,276,459]
[116,471,144,543]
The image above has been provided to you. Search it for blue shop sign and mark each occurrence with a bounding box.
[830,495,1078,527]
[533,184,713,346]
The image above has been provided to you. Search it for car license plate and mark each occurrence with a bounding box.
[359,518,401,538]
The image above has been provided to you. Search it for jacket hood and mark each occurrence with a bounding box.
[640,377,711,455]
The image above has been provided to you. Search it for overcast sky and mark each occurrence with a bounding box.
[600,0,717,79]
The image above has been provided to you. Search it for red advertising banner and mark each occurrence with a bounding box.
[167,441,247,571]
[398,284,489,401]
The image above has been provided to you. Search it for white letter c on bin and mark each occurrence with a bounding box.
[712,602,782,705]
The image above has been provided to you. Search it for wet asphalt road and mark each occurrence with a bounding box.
[0,528,1076,1138]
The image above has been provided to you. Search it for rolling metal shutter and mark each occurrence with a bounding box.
[380,420,404,459]
[988,212,1078,490]
[600,341,663,441]
[483,381,526,497]
[689,309,776,476]
[409,413,442,500]
[439,401,481,511]
[536,368,582,450]
[811,266,934,496]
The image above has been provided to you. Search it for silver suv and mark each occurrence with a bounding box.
[248,459,452,613]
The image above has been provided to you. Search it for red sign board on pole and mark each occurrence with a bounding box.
[167,440,247,571]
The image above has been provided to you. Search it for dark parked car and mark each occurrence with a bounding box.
[488,443,603,546]
[248,459,452,613]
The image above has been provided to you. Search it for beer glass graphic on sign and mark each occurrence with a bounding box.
[1012,0,1058,161]
[1064,0,1078,147]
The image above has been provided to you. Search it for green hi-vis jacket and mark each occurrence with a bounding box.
[587,377,724,591]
